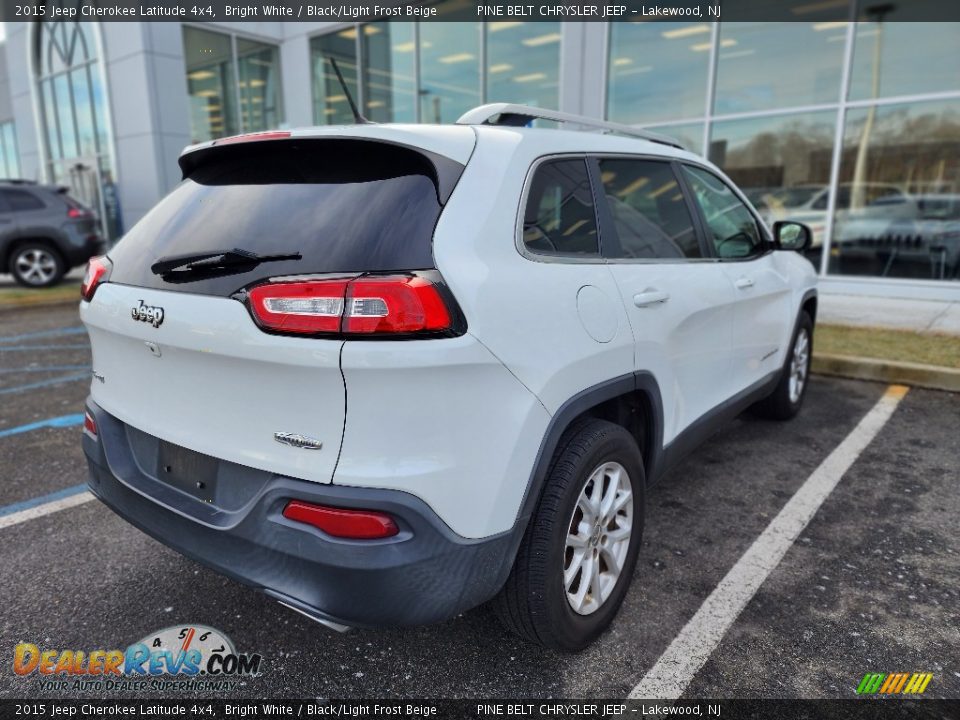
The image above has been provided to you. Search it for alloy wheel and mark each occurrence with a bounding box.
[789,328,810,404]
[564,461,633,615]
[15,248,58,286]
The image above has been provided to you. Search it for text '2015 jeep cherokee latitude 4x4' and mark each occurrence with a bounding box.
[80,105,817,651]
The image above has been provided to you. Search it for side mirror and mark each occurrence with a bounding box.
[773,221,812,252]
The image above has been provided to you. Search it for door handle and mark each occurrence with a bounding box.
[734,277,755,290]
[633,290,670,308]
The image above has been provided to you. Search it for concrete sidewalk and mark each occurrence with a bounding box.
[819,293,960,336]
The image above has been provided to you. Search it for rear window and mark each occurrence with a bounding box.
[107,140,460,296]
[1,189,45,211]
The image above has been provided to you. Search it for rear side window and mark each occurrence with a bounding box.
[1,189,44,211]
[107,140,458,297]
[598,158,701,260]
[522,159,599,257]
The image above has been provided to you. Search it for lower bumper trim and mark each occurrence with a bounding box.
[83,399,518,627]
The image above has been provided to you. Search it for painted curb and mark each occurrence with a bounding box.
[813,353,960,393]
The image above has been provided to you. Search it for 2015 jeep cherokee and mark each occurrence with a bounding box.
[79,105,817,651]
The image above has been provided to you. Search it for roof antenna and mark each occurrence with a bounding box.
[327,57,372,124]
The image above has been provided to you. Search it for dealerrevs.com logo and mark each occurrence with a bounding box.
[856,672,934,695]
[13,624,263,693]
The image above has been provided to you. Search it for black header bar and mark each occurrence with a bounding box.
[3,0,960,23]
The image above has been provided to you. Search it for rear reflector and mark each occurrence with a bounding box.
[83,411,97,440]
[282,500,399,539]
[80,255,112,301]
[247,275,453,337]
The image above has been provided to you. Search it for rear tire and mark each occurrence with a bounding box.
[492,419,645,651]
[753,311,813,420]
[9,242,66,288]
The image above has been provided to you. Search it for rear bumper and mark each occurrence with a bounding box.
[82,399,517,627]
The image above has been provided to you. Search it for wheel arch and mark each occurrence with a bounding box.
[801,289,817,325]
[512,372,665,537]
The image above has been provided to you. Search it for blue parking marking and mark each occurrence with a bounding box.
[0,413,84,439]
[0,326,85,344]
[0,364,90,375]
[0,483,88,519]
[0,373,89,395]
[0,344,90,352]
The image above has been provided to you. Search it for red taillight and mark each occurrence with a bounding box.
[67,207,88,218]
[216,130,291,146]
[247,275,454,337]
[282,500,399,539]
[83,411,97,440]
[344,276,451,334]
[80,255,112,301]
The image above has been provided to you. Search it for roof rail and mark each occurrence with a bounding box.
[455,103,686,150]
[0,178,38,185]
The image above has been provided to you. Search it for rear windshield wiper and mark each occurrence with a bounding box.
[151,248,301,277]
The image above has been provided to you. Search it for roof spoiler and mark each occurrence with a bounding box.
[178,136,466,205]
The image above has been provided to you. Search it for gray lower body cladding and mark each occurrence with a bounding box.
[82,399,516,628]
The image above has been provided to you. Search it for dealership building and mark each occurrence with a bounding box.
[0,2,957,299]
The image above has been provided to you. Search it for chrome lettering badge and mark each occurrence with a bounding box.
[131,300,164,328]
[274,432,323,450]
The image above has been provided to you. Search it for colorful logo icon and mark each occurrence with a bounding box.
[856,672,933,695]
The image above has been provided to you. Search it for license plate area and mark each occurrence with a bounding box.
[156,441,218,502]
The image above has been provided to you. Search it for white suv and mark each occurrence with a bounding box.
[79,104,817,651]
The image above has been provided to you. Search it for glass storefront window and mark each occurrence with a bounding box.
[71,67,96,157]
[828,100,960,282]
[486,22,560,110]
[0,122,20,178]
[709,111,836,262]
[311,31,360,125]
[360,22,416,123]
[849,5,960,101]
[419,21,481,123]
[53,73,78,159]
[41,81,60,160]
[90,66,109,154]
[183,26,238,142]
[607,22,710,125]
[237,38,283,133]
[645,122,705,156]
[35,22,117,240]
[714,20,847,115]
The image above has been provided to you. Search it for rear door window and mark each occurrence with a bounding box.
[107,140,460,296]
[522,159,600,257]
[597,158,701,260]
[1,189,45,211]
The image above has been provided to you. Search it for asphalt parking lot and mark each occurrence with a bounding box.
[1,302,958,700]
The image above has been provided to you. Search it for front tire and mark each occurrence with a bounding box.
[753,311,813,420]
[492,419,645,651]
[9,242,66,288]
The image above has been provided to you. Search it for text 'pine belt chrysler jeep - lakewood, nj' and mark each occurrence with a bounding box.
[79,104,817,651]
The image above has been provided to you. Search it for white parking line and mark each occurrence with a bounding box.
[629,384,909,700]
[0,490,94,531]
